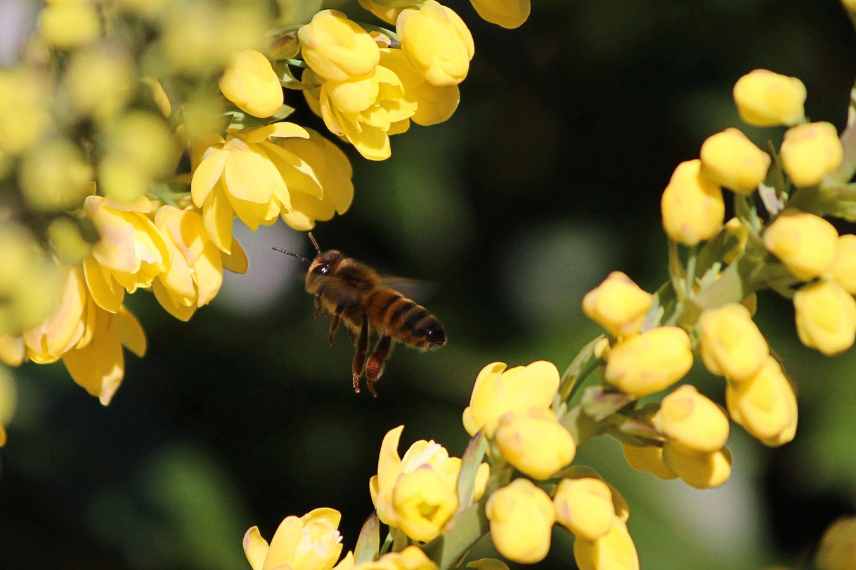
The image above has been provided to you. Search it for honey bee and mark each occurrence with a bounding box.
[276,233,447,396]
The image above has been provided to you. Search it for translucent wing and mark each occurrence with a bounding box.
[378,275,436,301]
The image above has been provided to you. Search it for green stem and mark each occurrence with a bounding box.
[685,245,697,300]
[558,335,604,402]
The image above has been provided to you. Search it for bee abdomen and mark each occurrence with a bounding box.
[375,294,446,350]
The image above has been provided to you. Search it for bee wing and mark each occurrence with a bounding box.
[378,276,436,301]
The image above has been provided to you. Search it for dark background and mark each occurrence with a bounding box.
[2,1,856,568]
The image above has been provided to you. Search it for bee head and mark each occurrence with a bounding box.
[305,249,344,292]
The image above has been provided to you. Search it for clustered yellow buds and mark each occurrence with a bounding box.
[486,479,555,563]
[604,326,693,397]
[700,128,771,194]
[793,281,856,356]
[732,69,806,127]
[698,303,768,382]
[582,272,653,337]
[727,357,797,446]
[219,50,285,118]
[661,159,725,246]
[495,407,576,479]
[780,122,844,187]
[764,210,838,280]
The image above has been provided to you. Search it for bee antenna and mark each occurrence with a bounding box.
[271,247,310,264]
[307,231,321,255]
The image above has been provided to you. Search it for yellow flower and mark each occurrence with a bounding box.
[733,69,806,127]
[573,521,639,570]
[622,444,676,479]
[339,546,437,570]
[764,210,838,281]
[392,468,458,542]
[844,0,856,12]
[65,46,134,123]
[830,235,856,294]
[469,0,531,29]
[19,138,93,211]
[357,0,402,25]
[486,479,554,564]
[653,385,730,454]
[220,50,284,118]
[0,67,52,155]
[380,49,460,127]
[82,195,170,313]
[243,508,347,570]
[604,327,693,398]
[582,271,653,338]
[462,360,559,436]
[662,443,732,489]
[698,303,768,382]
[553,477,618,541]
[793,280,856,356]
[661,159,724,246]
[0,367,16,447]
[816,517,856,570]
[495,407,576,480]
[39,0,100,48]
[299,10,380,82]
[726,356,797,446]
[780,122,844,188]
[0,336,25,367]
[397,1,474,87]
[699,128,771,194]
[152,205,248,321]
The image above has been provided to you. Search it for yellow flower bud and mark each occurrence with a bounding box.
[733,69,806,127]
[653,385,730,454]
[604,327,693,398]
[65,46,134,122]
[397,1,474,87]
[469,0,531,29]
[39,0,100,49]
[662,443,732,489]
[582,271,653,338]
[793,280,856,356]
[219,50,284,118]
[661,159,724,246]
[573,520,639,570]
[0,68,52,156]
[699,128,771,194]
[19,139,93,211]
[486,479,554,564]
[553,477,615,541]
[830,235,856,294]
[816,517,856,570]
[392,468,458,542]
[764,210,838,281]
[698,303,768,382]
[726,356,797,446]
[622,444,676,479]
[495,408,576,480]
[780,122,844,188]
[299,10,380,82]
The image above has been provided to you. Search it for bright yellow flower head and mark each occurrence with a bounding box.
[661,159,724,246]
[39,0,100,48]
[733,69,806,127]
[19,138,93,212]
[392,468,458,542]
[622,444,676,479]
[604,327,693,398]
[23,267,91,364]
[469,0,531,29]
[462,360,560,436]
[830,235,856,294]
[380,49,460,127]
[486,479,554,564]
[397,1,474,87]
[726,356,797,446]
[495,407,576,480]
[653,385,730,454]
[816,517,856,570]
[299,10,380,82]
[243,508,346,570]
[0,67,52,156]
[793,280,856,356]
[553,477,617,541]
[698,303,769,382]
[220,50,284,118]
[572,520,639,570]
[764,210,838,281]
[582,271,653,338]
[780,122,843,188]
[700,128,771,195]
[662,443,732,489]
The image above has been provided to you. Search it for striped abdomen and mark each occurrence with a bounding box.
[365,288,446,350]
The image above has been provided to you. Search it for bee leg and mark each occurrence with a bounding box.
[365,335,393,398]
[314,294,323,318]
[351,316,369,394]
[328,309,343,346]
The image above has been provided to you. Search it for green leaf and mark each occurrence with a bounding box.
[580,386,633,422]
[606,416,664,446]
[456,432,487,511]
[788,184,856,222]
[466,558,509,570]
[355,513,380,564]
[823,84,856,185]
[559,405,603,447]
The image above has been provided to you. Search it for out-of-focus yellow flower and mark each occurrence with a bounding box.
[843,0,856,12]
[23,266,91,364]
[153,205,248,321]
[39,0,100,49]
[19,139,93,211]
[0,67,51,155]
[82,195,170,313]
[397,1,474,87]
[469,0,531,29]
[462,360,559,436]
[357,0,402,24]
[48,218,91,265]
[380,49,460,126]
[764,210,838,281]
[486,479,554,564]
[653,385,730,454]
[604,327,693,398]
[243,508,346,570]
[700,128,771,194]
[220,50,284,118]
[661,159,724,246]
[554,477,617,541]
[582,271,652,338]
[830,235,856,294]
[723,217,749,264]
[0,226,61,336]
[622,444,676,479]
[698,303,768,382]
[65,46,134,122]
[0,336,25,367]
[662,443,732,489]
[726,356,797,446]
[573,520,639,570]
[793,280,856,356]
[816,516,856,570]
[780,122,844,188]
[299,10,380,82]
[392,467,458,542]
[495,407,576,479]
[336,546,436,570]
[142,78,172,118]
[733,69,806,127]
[0,367,16,447]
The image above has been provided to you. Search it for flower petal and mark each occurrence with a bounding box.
[153,280,195,322]
[117,306,146,357]
[203,187,235,254]
[83,255,124,313]
[62,309,125,406]
[191,147,228,207]
[222,238,248,273]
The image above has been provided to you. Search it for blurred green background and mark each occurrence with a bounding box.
[2,1,856,568]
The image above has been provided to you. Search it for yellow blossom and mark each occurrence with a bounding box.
[553,477,617,541]
[0,367,16,447]
[604,327,693,398]
[661,159,724,246]
[340,546,437,570]
[698,303,768,382]
[495,407,576,480]
[700,128,771,194]
[392,468,458,542]
[469,0,531,29]
[0,336,25,367]
[726,356,797,446]
[653,385,730,454]
[573,521,639,570]
[39,0,100,49]
[0,67,52,155]
[19,138,93,211]
[844,0,856,12]
[220,50,284,118]
[380,49,460,126]
[662,443,732,489]
[764,210,838,281]
[243,508,346,570]
[780,122,844,188]
[357,0,402,25]
[397,1,474,87]
[830,235,856,294]
[733,69,806,127]
[462,360,559,436]
[486,479,554,564]
[793,280,856,356]
[816,517,856,570]
[582,271,653,338]
[65,46,134,123]
[299,10,380,82]
[622,444,676,479]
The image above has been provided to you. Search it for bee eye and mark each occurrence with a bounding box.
[317,264,330,275]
